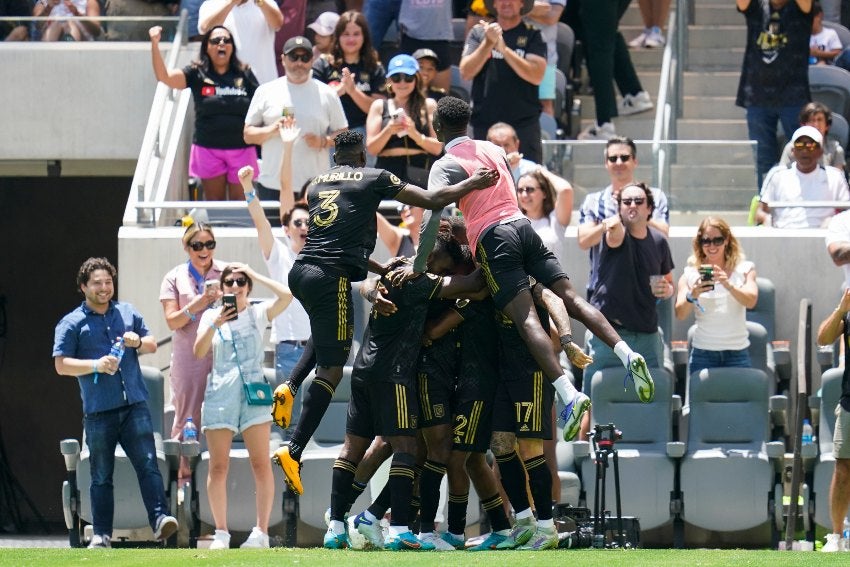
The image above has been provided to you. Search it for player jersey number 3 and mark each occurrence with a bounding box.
[314,190,340,227]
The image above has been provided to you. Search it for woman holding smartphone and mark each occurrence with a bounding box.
[674,216,759,376]
[160,222,225,480]
[193,263,292,549]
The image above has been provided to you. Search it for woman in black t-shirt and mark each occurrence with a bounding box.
[311,10,386,135]
[149,24,259,201]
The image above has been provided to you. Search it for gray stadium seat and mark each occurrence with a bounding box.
[746,277,777,342]
[555,22,574,81]
[824,20,850,48]
[680,367,785,537]
[812,367,843,531]
[809,65,850,119]
[830,111,850,150]
[573,366,683,532]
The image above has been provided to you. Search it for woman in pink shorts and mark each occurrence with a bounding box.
[149,24,259,200]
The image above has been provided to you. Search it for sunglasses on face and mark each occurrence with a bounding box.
[286,52,312,63]
[517,186,537,194]
[189,240,216,251]
[292,219,308,228]
[390,74,416,83]
[700,236,726,247]
[620,197,645,206]
[209,36,233,46]
[223,277,248,287]
[607,154,632,164]
[793,141,819,151]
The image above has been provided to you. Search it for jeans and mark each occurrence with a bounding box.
[688,347,751,378]
[85,402,168,536]
[364,0,402,46]
[746,105,801,190]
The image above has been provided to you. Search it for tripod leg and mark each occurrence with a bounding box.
[613,449,624,547]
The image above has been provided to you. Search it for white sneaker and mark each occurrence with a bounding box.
[618,91,653,116]
[644,27,665,48]
[577,122,616,141]
[209,529,231,550]
[823,532,845,552]
[628,29,649,48]
[240,526,270,548]
[419,531,458,551]
[87,534,111,548]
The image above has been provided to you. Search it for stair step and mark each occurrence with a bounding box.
[682,96,745,120]
[683,71,740,96]
[687,47,745,70]
[695,4,744,26]
[689,25,746,49]
[677,119,750,140]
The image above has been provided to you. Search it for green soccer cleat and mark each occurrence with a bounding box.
[626,353,655,403]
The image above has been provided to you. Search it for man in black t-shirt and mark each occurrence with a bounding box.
[273,130,498,497]
[459,0,547,163]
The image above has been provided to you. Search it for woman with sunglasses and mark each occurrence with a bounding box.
[159,222,226,481]
[674,217,759,376]
[149,24,259,200]
[516,169,573,269]
[366,54,443,184]
[312,11,386,145]
[194,262,292,549]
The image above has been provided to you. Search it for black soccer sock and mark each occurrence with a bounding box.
[331,458,357,521]
[368,483,392,520]
[480,493,512,532]
[288,376,334,461]
[495,451,531,513]
[409,495,421,533]
[388,452,417,528]
[418,460,447,533]
[285,337,315,394]
[524,455,553,521]
[345,480,367,516]
[447,492,469,536]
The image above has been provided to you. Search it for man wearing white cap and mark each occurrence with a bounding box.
[757,125,850,228]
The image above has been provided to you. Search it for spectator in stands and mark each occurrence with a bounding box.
[397,0,455,92]
[365,54,443,184]
[193,262,292,549]
[239,124,311,384]
[53,258,178,549]
[149,25,260,201]
[486,121,569,188]
[628,0,670,48]
[582,182,674,407]
[377,204,423,257]
[198,0,284,85]
[578,136,669,299]
[412,48,448,101]
[313,10,387,152]
[757,125,850,227]
[103,0,175,41]
[459,0,547,163]
[363,0,400,51]
[307,10,340,60]
[159,222,225,481]
[244,36,348,201]
[3,0,30,40]
[34,0,102,41]
[779,101,846,171]
[181,0,204,41]
[816,287,850,552]
[826,208,850,287]
[516,169,572,268]
[575,0,654,141]
[674,217,758,376]
[524,0,566,117]
[811,1,843,64]
[736,0,813,191]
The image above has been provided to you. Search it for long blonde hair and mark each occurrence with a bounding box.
[688,216,745,268]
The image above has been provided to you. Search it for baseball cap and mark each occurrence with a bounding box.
[790,125,824,146]
[387,54,419,76]
[307,11,340,36]
[412,48,440,66]
[283,36,313,55]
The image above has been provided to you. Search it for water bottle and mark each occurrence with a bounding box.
[109,337,125,364]
[802,419,813,445]
[843,516,850,541]
[183,417,198,443]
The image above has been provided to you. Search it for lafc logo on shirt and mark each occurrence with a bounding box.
[389,173,402,185]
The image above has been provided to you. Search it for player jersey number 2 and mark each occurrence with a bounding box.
[314,189,340,227]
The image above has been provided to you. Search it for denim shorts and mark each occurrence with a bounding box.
[834,404,850,459]
[201,377,273,434]
[538,64,556,100]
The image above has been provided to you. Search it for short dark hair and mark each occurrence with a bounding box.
[281,202,309,226]
[799,101,832,127]
[605,135,637,158]
[334,129,363,151]
[617,181,655,213]
[435,96,471,130]
[813,1,823,16]
[77,257,116,289]
[220,265,253,293]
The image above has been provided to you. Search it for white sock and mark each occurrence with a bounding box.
[388,524,407,537]
[614,341,634,367]
[552,374,577,405]
[515,507,535,521]
[537,518,554,529]
[330,520,346,535]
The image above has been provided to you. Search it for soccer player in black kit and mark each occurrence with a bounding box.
[273,130,499,496]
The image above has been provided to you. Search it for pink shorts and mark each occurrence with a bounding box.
[189,145,259,184]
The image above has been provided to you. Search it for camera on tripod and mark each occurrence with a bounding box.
[592,423,622,450]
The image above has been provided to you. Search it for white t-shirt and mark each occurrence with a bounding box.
[760,164,850,228]
[687,260,754,351]
[811,27,842,57]
[264,237,310,343]
[244,76,348,191]
[198,0,278,84]
[527,210,568,269]
[826,209,850,287]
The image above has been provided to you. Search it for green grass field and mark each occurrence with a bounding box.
[0,548,847,566]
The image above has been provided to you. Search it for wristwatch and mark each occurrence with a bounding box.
[255,0,264,6]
